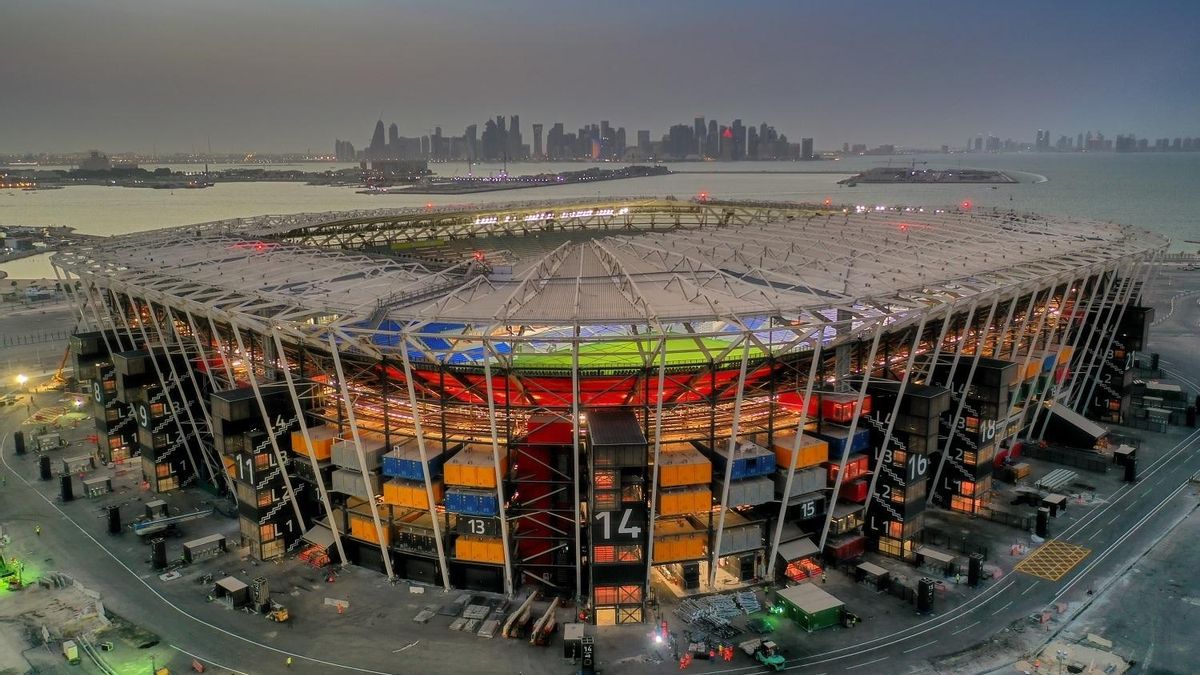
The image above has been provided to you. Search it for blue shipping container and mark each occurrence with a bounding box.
[706,442,778,480]
[445,488,500,517]
[815,427,871,458]
[380,442,448,480]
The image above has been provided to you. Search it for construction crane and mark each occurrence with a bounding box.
[48,346,70,390]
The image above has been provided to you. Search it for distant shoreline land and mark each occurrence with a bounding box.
[838,166,1018,185]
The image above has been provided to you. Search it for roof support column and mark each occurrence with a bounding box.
[1023,272,1088,442]
[398,334,451,590]
[819,317,885,551]
[1066,265,1126,410]
[1078,256,1149,415]
[710,337,752,589]
[273,328,348,566]
[765,327,822,579]
[328,337,397,582]
[482,334,515,597]
[644,336,668,596]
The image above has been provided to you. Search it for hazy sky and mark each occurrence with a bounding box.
[3,0,1198,154]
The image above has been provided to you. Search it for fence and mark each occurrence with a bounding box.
[1021,444,1109,474]
[2,330,71,347]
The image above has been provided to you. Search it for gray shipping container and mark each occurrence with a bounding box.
[774,467,825,499]
[331,469,381,499]
[722,476,774,507]
[718,521,764,555]
[331,435,387,471]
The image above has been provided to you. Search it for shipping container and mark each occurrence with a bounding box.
[652,517,707,563]
[704,440,777,480]
[381,437,449,481]
[445,488,501,517]
[656,485,712,516]
[773,466,826,498]
[823,534,866,562]
[838,479,869,503]
[657,444,712,487]
[382,478,444,510]
[290,426,337,462]
[825,455,869,484]
[776,391,820,418]
[455,535,506,564]
[347,506,390,545]
[722,476,774,507]
[443,444,507,488]
[699,511,763,556]
[770,434,829,469]
[821,393,871,424]
[331,434,388,471]
[331,469,381,499]
[814,426,871,458]
[587,409,648,468]
[775,583,844,632]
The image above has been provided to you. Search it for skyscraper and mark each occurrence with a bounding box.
[508,115,522,159]
[369,120,386,157]
[801,137,814,160]
[532,124,543,159]
[388,123,400,150]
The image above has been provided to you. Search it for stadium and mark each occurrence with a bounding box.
[53,197,1166,625]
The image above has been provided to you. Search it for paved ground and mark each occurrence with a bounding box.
[0,268,1197,675]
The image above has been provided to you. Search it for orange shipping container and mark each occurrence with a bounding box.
[444,445,507,489]
[656,486,712,516]
[652,518,707,563]
[455,535,505,564]
[382,478,444,509]
[347,511,390,545]
[290,426,337,461]
[771,433,829,469]
[658,445,712,487]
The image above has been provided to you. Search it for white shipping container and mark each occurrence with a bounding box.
[331,469,381,499]
[723,476,773,507]
[331,435,387,471]
[773,467,825,499]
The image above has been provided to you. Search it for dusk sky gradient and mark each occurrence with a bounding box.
[3,0,1198,154]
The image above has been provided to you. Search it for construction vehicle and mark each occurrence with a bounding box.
[739,638,785,671]
[62,639,81,665]
[502,592,538,639]
[267,604,290,623]
[48,346,70,391]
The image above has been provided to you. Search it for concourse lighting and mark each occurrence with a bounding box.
[16,374,28,386]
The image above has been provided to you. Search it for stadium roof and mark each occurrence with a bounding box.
[53,198,1167,348]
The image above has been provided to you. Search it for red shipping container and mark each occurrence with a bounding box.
[826,455,869,484]
[821,394,872,424]
[838,479,869,503]
[777,391,820,418]
[824,534,866,562]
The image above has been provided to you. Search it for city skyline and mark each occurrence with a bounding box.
[2,0,1198,154]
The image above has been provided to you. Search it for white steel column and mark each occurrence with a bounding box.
[1079,256,1150,414]
[859,312,931,538]
[818,317,886,551]
[120,290,207,488]
[398,335,451,590]
[273,329,348,566]
[1034,266,1113,439]
[765,328,822,579]
[710,338,752,588]
[1062,268,1120,410]
[206,315,239,388]
[570,330,583,600]
[329,337,397,581]
[482,334,514,597]
[927,294,1000,505]
[1007,283,1063,424]
[139,293,221,487]
[643,336,668,595]
[1069,262,1134,410]
[229,317,307,541]
[1023,273,1087,441]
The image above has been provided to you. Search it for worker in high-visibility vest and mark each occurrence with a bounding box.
[286,656,293,668]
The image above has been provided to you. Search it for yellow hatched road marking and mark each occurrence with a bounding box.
[1014,539,1091,581]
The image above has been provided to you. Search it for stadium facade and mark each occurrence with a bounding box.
[53,198,1166,625]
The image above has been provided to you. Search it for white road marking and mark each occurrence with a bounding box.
[902,640,937,654]
[1021,582,1040,596]
[1107,515,1120,525]
[990,600,1013,616]
[846,656,888,670]
[951,620,980,635]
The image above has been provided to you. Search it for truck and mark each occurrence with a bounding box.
[738,638,785,671]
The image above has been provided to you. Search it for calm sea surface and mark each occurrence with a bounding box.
[2,152,1197,278]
